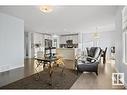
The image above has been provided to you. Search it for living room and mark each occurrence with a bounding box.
[0,5,127,89]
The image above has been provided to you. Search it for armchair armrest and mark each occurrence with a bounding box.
[87,56,97,61]
[86,56,98,63]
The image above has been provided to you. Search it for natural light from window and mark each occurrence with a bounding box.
[122,6,127,64]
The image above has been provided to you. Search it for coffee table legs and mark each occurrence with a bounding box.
[34,60,42,80]
[48,62,54,86]
[34,60,55,86]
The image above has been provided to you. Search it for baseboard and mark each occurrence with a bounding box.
[0,63,24,73]
[0,65,10,72]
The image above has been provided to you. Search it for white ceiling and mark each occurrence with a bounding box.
[0,6,120,35]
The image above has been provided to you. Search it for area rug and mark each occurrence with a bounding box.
[0,67,80,89]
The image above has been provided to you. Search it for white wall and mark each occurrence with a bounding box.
[98,31,116,57]
[0,13,24,72]
[79,29,116,58]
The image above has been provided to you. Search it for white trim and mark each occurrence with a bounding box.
[0,63,24,73]
[122,32,126,63]
[122,6,127,64]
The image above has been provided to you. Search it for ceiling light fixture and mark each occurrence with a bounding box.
[93,27,100,39]
[40,5,53,13]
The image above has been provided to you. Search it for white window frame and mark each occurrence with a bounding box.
[123,32,127,64]
[122,6,127,64]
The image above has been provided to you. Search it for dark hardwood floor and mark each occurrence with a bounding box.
[0,58,125,89]
[0,59,74,88]
[71,59,125,89]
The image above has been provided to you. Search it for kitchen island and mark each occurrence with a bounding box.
[56,48,76,60]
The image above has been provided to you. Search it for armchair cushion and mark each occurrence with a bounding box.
[76,47,102,75]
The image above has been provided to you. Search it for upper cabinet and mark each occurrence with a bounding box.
[73,35,78,44]
[44,34,52,40]
[60,36,66,44]
[59,34,78,44]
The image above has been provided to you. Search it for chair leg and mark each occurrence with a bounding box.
[76,69,79,75]
[95,65,99,75]
[74,59,77,70]
[76,70,78,75]
[61,64,65,73]
[57,64,59,67]
[95,71,98,76]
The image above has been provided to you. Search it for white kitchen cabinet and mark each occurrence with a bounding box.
[60,34,78,44]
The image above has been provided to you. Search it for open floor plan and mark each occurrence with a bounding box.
[0,5,127,89]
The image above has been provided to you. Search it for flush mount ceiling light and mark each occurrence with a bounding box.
[40,5,53,13]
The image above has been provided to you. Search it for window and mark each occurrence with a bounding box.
[122,6,127,64]
[125,33,127,63]
[123,32,127,64]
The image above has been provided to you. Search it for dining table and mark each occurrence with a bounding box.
[34,57,58,85]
